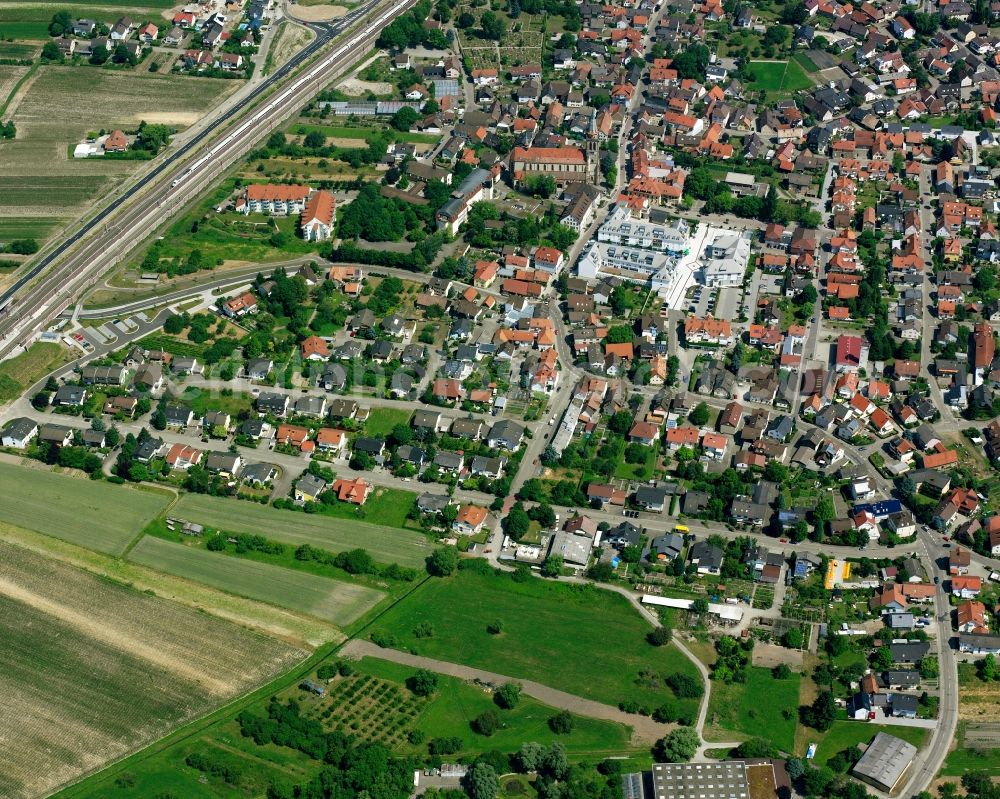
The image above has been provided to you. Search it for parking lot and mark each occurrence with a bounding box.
[683,284,719,317]
[715,287,741,321]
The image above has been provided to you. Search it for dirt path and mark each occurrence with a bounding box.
[340,639,671,744]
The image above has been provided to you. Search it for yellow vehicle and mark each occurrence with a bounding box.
[674,525,689,534]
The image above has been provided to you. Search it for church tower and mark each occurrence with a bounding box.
[586,108,600,184]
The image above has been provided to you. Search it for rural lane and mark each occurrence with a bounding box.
[339,639,672,745]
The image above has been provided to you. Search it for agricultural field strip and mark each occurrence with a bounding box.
[0,461,170,554]
[0,540,303,799]
[0,518,343,647]
[129,536,387,624]
[172,492,434,567]
[0,65,236,239]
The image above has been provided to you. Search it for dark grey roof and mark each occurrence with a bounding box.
[889,640,930,663]
[353,437,384,455]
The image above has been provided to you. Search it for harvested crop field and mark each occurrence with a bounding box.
[0,65,236,245]
[291,4,347,20]
[0,460,169,553]
[0,64,29,107]
[173,492,435,567]
[129,536,388,624]
[0,540,304,799]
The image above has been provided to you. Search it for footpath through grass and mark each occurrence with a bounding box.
[354,656,638,757]
[370,565,703,715]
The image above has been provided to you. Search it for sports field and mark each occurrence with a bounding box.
[746,59,813,95]
[370,566,703,713]
[0,540,303,799]
[173,493,434,567]
[129,536,387,624]
[705,666,800,752]
[0,461,169,554]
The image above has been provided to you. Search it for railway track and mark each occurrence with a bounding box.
[0,0,415,357]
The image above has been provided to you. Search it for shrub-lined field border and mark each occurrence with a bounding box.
[128,536,388,624]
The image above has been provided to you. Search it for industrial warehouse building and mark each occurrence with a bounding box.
[850,732,917,793]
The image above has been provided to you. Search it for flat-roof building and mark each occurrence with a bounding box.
[547,531,593,569]
[577,203,690,295]
[651,762,748,799]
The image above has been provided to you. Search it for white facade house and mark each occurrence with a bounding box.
[597,204,689,254]
[577,204,689,296]
[241,184,311,215]
[700,228,751,287]
[300,190,336,242]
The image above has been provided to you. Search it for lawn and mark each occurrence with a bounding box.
[318,486,417,529]
[0,341,71,402]
[363,406,412,436]
[746,59,814,95]
[704,667,800,752]
[172,492,434,567]
[807,721,928,765]
[615,447,655,480]
[0,540,303,799]
[128,536,387,625]
[155,210,319,264]
[353,656,637,757]
[370,566,704,713]
[179,385,253,417]
[55,712,321,799]
[0,462,169,554]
